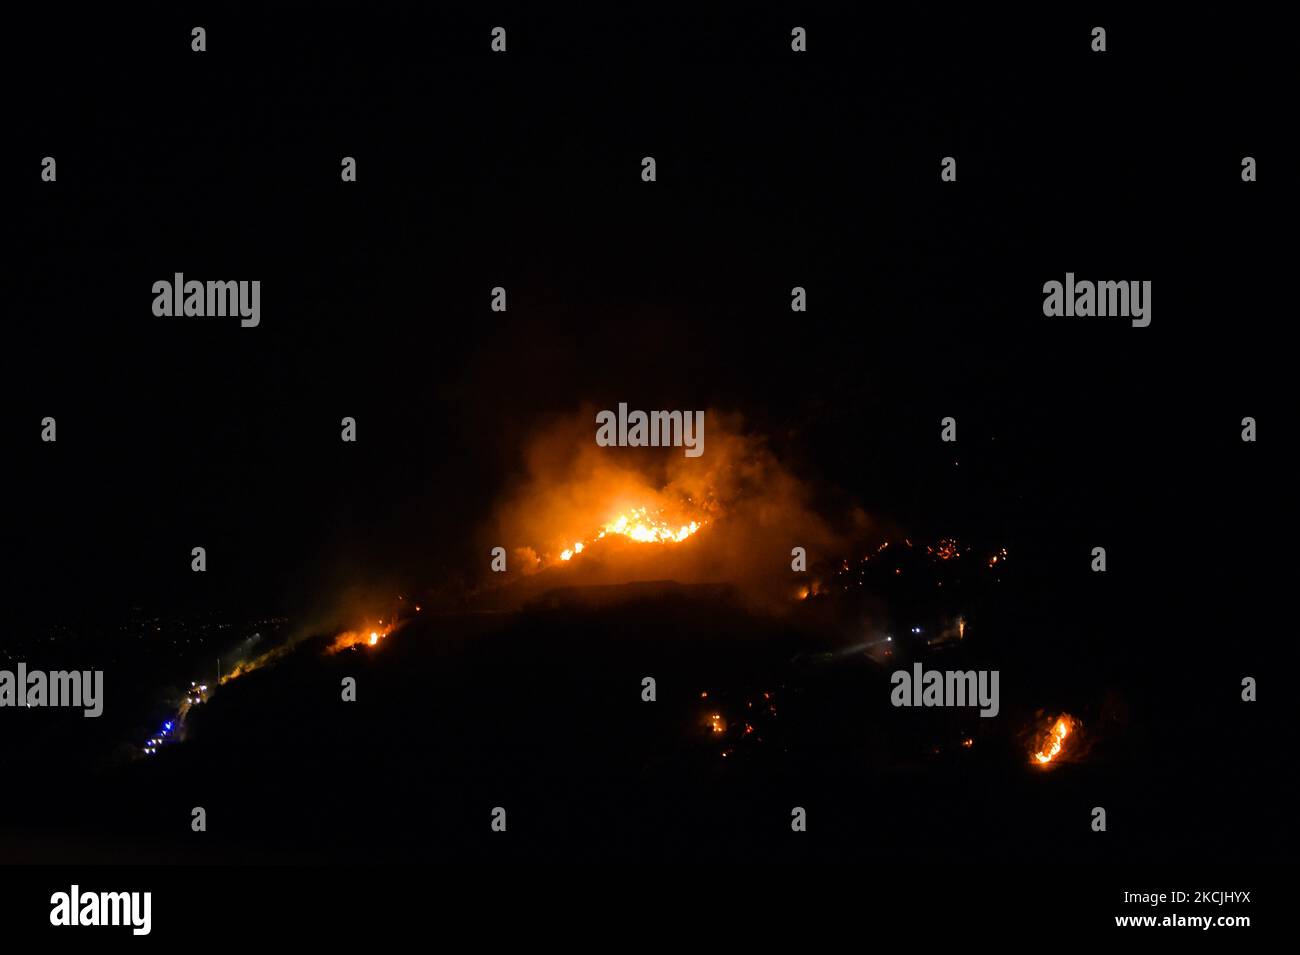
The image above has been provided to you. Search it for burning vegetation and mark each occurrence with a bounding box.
[1031,713,1079,767]
[327,619,398,653]
[699,688,781,760]
[558,505,705,562]
[134,595,421,759]
[129,408,1073,783]
[810,537,1009,596]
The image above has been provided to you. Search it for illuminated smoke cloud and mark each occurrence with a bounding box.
[482,408,853,608]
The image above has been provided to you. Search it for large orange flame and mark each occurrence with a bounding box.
[328,619,396,653]
[1032,714,1077,766]
[558,505,705,562]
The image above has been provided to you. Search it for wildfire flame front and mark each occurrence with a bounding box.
[558,505,705,561]
[1032,714,1077,766]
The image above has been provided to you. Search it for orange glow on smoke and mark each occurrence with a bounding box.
[493,412,849,595]
[219,644,292,685]
[1032,714,1077,766]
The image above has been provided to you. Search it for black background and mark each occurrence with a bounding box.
[3,0,1290,903]
[11,5,1284,617]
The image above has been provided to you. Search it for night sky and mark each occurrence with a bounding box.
[4,3,1289,890]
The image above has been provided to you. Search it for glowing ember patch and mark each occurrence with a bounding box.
[1032,714,1077,766]
[927,538,962,561]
